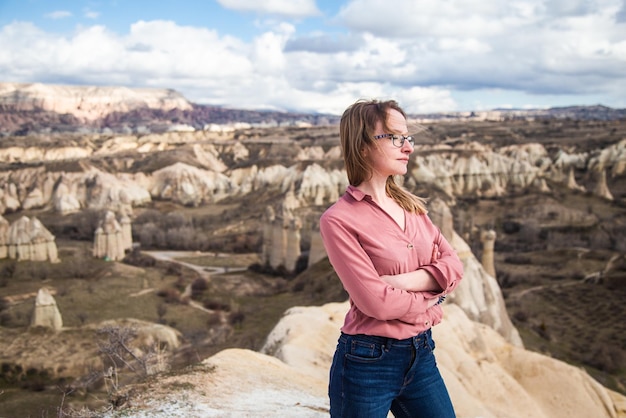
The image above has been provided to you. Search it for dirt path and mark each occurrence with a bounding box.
[144,251,248,277]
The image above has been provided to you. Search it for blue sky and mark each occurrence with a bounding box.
[0,0,625,114]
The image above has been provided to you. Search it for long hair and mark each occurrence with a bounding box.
[340,99,427,214]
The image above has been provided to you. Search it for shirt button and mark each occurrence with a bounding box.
[424,321,430,326]
[407,243,414,249]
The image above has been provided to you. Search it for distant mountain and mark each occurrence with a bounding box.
[0,82,623,136]
[0,82,339,136]
[412,105,626,122]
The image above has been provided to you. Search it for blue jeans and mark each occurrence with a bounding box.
[328,329,456,418]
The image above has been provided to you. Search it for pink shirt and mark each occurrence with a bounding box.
[319,185,464,339]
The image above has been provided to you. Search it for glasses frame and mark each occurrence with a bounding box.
[373,133,415,148]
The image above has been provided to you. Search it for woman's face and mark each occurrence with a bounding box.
[366,109,413,178]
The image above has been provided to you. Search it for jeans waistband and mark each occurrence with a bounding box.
[340,328,431,348]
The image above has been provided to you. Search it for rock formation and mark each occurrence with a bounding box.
[93,211,130,261]
[5,216,59,262]
[30,288,63,331]
[0,215,8,259]
[105,294,625,417]
[480,228,497,278]
[149,162,231,206]
[425,198,521,346]
[566,166,586,192]
[256,301,624,418]
[0,82,193,121]
[262,190,303,273]
[0,130,623,218]
[594,168,614,200]
[307,221,326,268]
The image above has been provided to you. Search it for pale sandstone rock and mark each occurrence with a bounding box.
[0,184,21,213]
[296,146,326,161]
[0,146,92,163]
[261,301,624,418]
[566,166,586,192]
[97,318,182,352]
[150,162,232,206]
[307,222,326,268]
[6,216,59,262]
[449,229,523,346]
[21,188,46,210]
[480,229,497,278]
[93,211,127,261]
[103,348,328,418]
[95,136,144,155]
[30,287,63,331]
[229,165,259,194]
[224,140,250,162]
[297,164,346,207]
[0,82,192,121]
[0,215,9,258]
[84,168,152,210]
[192,144,228,172]
[52,175,83,214]
[588,138,626,177]
[594,169,614,200]
[324,145,342,160]
[5,138,619,216]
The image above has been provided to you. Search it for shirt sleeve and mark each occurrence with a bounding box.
[420,222,464,297]
[320,212,434,324]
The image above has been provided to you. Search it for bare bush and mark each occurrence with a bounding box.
[586,344,625,373]
[190,277,208,299]
[156,288,182,304]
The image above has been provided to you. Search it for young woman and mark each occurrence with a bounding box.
[319,99,464,418]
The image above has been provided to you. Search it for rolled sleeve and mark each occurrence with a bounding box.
[421,229,464,296]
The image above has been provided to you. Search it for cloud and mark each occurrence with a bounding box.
[284,33,364,53]
[1,0,624,114]
[44,10,72,20]
[330,0,626,97]
[84,10,100,19]
[216,0,321,18]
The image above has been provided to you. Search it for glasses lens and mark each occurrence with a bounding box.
[391,135,414,147]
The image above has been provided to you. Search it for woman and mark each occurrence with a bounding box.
[319,99,464,418]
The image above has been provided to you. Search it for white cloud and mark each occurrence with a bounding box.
[1,0,625,114]
[84,10,100,19]
[44,10,72,19]
[216,0,321,18]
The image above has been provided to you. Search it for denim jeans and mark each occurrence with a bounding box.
[328,329,456,418]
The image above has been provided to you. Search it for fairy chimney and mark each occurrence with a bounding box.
[593,169,613,201]
[6,216,59,262]
[0,215,8,259]
[93,210,126,261]
[120,214,133,250]
[566,166,585,192]
[308,221,326,267]
[262,206,275,265]
[30,287,63,331]
[263,192,303,273]
[480,229,497,278]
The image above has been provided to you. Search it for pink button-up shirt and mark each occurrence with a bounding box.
[319,185,464,339]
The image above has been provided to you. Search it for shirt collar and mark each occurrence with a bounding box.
[345,184,368,201]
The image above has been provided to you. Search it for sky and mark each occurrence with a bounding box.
[0,0,625,115]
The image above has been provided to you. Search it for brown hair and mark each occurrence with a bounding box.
[340,99,427,214]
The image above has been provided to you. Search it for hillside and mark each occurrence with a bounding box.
[0,82,625,416]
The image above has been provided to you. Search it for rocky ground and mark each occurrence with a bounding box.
[0,117,625,416]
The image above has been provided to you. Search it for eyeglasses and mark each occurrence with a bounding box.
[373,133,415,148]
